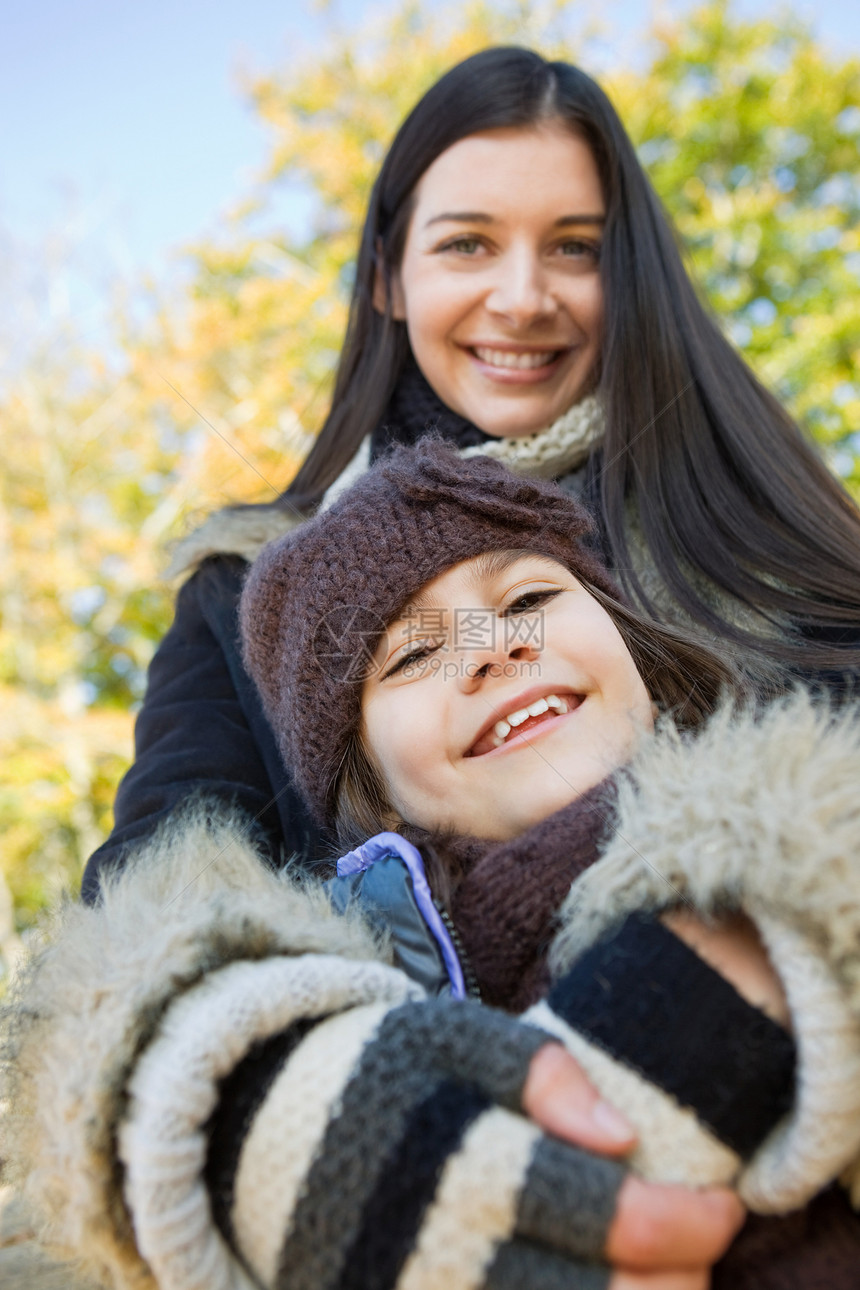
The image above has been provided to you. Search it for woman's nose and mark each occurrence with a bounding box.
[485,249,557,325]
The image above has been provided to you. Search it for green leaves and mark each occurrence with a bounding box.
[610,1,860,474]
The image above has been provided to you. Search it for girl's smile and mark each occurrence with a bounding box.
[466,688,581,757]
[385,124,605,439]
[362,552,653,841]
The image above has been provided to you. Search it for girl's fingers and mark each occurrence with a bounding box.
[522,1043,744,1280]
[607,1176,745,1270]
[522,1043,637,1155]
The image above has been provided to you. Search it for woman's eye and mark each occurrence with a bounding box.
[381,641,441,680]
[437,236,484,256]
[504,589,562,615]
[558,238,600,262]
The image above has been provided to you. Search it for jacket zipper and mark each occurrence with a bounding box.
[435,901,482,1000]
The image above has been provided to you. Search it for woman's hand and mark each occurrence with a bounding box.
[661,909,791,1029]
[523,1045,746,1287]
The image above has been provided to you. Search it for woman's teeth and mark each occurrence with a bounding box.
[473,347,558,370]
[488,694,570,749]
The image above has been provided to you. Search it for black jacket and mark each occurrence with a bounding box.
[81,554,324,903]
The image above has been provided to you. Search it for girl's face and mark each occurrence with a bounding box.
[361,553,653,841]
[388,123,605,439]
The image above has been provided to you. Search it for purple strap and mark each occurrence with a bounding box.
[337,831,467,1000]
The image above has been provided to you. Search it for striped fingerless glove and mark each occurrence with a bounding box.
[119,955,627,1290]
[529,912,797,1197]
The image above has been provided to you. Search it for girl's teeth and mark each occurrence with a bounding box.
[473,347,557,370]
[478,695,574,755]
[503,696,568,733]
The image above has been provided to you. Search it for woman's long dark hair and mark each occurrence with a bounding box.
[282,46,860,671]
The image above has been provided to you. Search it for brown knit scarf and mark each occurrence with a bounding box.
[407,779,619,1014]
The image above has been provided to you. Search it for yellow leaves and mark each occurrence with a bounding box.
[0,683,133,924]
[3,0,860,924]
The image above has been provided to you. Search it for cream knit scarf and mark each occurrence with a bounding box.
[321,393,605,511]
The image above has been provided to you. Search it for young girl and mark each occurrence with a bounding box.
[9,443,860,1290]
[237,441,860,1279]
[235,439,860,1287]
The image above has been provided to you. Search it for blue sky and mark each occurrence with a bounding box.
[2,0,858,362]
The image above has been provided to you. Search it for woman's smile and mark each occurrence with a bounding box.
[387,124,605,439]
[464,343,572,384]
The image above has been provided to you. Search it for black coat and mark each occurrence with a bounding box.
[81,554,324,903]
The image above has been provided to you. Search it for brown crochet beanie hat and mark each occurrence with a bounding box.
[240,439,623,826]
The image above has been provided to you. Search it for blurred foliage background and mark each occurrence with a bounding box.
[1,0,858,968]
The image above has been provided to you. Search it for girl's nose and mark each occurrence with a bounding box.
[485,249,557,325]
[456,629,543,695]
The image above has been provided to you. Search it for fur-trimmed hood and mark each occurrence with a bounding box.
[164,505,303,579]
[1,806,398,1290]
[553,691,860,989]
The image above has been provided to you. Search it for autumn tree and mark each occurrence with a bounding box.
[2,0,858,949]
[609,0,860,483]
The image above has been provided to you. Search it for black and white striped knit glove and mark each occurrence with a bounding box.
[528,912,798,1200]
[119,953,626,1290]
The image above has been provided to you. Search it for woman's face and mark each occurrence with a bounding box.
[388,123,605,439]
[361,553,653,841]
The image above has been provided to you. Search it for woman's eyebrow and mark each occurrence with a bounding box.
[555,214,605,226]
[424,211,493,227]
[423,212,606,229]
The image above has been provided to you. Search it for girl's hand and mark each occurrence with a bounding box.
[523,1045,746,1283]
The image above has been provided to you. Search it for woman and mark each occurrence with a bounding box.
[81,45,860,903]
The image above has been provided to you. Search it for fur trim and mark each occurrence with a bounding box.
[164,440,372,579]
[550,691,860,977]
[550,689,860,1210]
[1,803,391,1290]
[164,506,303,579]
[318,437,372,513]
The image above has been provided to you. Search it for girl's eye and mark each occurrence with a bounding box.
[381,640,442,680]
[504,588,562,615]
